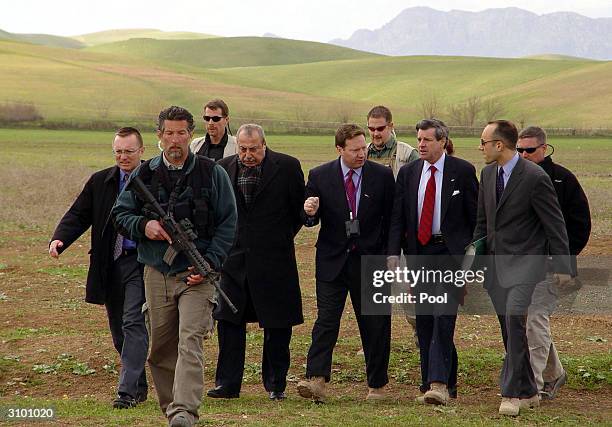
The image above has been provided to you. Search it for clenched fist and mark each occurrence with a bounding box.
[304,196,320,216]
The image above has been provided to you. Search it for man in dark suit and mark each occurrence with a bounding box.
[48,127,148,409]
[473,120,571,416]
[388,118,478,405]
[297,124,395,402]
[207,124,305,400]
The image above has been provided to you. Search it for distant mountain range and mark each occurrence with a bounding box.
[331,7,612,60]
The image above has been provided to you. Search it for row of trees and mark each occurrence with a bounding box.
[420,94,510,127]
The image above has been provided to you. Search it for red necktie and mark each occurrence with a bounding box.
[345,169,356,217]
[418,165,437,245]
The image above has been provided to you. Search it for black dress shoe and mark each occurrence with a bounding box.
[112,394,138,409]
[135,391,147,403]
[269,391,286,401]
[207,386,239,399]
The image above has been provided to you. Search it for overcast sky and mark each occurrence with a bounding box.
[2,0,612,42]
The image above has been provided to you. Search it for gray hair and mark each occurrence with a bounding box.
[236,124,266,144]
[518,126,547,145]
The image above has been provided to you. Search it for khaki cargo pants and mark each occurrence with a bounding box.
[143,265,216,423]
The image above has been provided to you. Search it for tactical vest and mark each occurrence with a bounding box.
[137,155,216,239]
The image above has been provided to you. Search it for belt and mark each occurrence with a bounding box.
[420,234,445,245]
[118,248,137,258]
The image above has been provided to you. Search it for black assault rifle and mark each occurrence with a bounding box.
[128,175,237,313]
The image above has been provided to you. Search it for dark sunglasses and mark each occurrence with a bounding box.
[517,146,543,154]
[203,115,224,122]
[480,138,501,146]
[367,125,388,132]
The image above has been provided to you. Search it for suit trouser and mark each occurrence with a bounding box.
[143,266,216,423]
[488,282,538,398]
[306,254,391,388]
[215,320,292,393]
[104,253,148,399]
[413,242,459,397]
[526,275,564,391]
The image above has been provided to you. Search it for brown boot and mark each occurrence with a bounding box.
[519,394,540,410]
[297,377,327,402]
[499,397,520,416]
[424,382,449,405]
[366,386,389,402]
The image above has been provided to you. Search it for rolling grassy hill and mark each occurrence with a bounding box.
[0,29,85,49]
[1,36,612,128]
[73,29,217,46]
[86,36,379,68]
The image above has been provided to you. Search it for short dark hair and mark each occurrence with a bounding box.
[157,106,195,132]
[518,126,547,145]
[488,120,518,149]
[415,118,449,141]
[335,124,366,148]
[115,126,143,147]
[367,105,392,123]
[204,99,229,117]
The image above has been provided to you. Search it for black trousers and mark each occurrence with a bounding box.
[488,282,538,398]
[105,253,148,399]
[306,254,391,388]
[414,242,460,397]
[214,282,292,393]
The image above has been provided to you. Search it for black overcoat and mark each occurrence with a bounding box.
[50,166,120,304]
[214,149,305,327]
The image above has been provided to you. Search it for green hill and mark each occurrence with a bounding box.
[1,38,612,128]
[523,54,592,61]
[0,29,84,49]
[86,36,380,68]
[73,29,217,46]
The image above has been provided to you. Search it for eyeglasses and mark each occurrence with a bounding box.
[203,115,225,122]
[480,139,501,146]
[367,125,388,132]
[113,149,140,156]
[517,146,543,154]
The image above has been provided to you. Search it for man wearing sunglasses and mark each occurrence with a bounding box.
[366,105,419,177]
[190,98,237,161]
[49,127,148,409]
[365,106,420,349]
[474,120,572,416]
[517,126,591,401]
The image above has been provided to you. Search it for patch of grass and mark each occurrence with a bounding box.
[0,395,606,426]
[0,327,52,342]
[36,266,88,280]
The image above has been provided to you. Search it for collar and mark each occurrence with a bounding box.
[119,169,131,181]
[340,157,363,177]
[499,151,519,176]
[424,152,446,174]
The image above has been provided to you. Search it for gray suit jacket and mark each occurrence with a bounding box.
[473,156,571,288]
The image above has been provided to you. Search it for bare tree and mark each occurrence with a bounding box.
[419,92,443,119]
[464,96,482,127]
[447,96,483,127]
[482,98,507,122]
[447,103,467,126]
[330,101,357,124]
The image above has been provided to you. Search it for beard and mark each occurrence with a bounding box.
[166,147,183,160]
